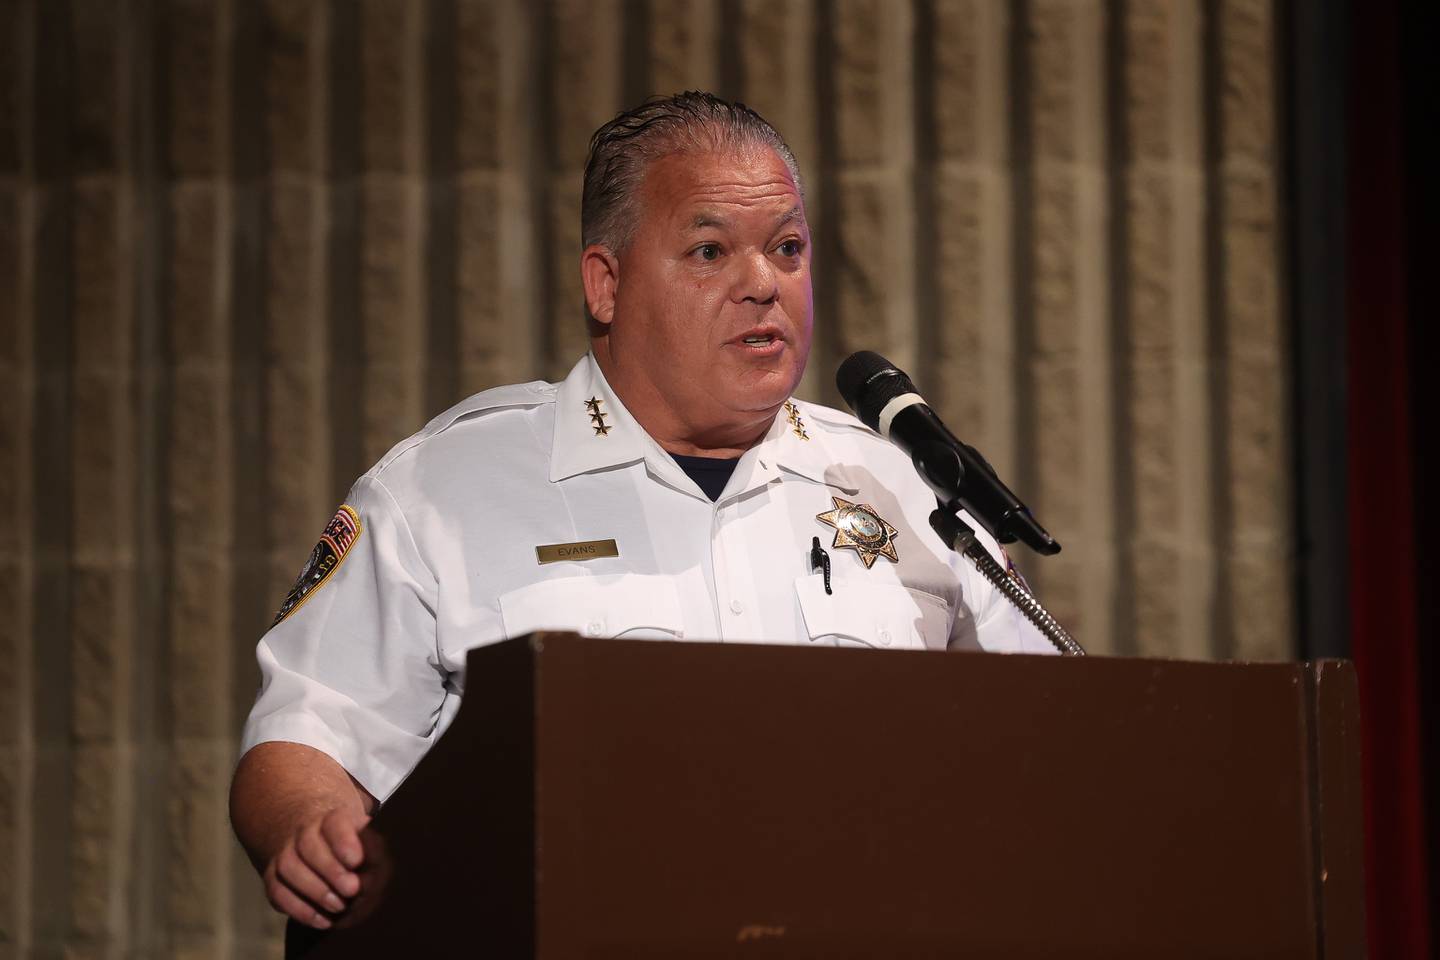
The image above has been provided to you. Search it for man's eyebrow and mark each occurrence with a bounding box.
[683,206,806,232]
[773,205,805,229]
[686,212,730,231]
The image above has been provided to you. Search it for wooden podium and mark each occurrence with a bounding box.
[293,634,1364,958]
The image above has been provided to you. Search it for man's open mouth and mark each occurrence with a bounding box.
[734,325,785,350]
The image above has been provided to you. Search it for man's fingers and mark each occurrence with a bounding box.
[276,845,347,914]
[296,823,361,901]
[320,810,368,877]
[265,868,333,930]
[256,808,372,926]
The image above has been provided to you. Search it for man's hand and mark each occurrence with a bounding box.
[230,741,378,929]
[263,807,370,929]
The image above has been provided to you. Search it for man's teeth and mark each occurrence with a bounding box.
[743,335,773,344]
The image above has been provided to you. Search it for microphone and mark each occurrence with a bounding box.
[836,351,1060,556]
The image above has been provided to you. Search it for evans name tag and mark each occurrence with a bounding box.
[535,539,620,565]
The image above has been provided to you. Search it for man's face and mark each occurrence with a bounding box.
[604,146,813,433]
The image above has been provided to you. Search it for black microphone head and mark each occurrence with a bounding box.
[835,351,919,431]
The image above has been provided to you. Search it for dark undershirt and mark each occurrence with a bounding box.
[669,452,742,502]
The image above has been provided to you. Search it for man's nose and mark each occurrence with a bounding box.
[732,252,778,304]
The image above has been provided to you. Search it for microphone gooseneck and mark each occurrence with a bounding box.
[837,351,1083,655]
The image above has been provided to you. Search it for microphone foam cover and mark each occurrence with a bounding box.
[835,351,919,431]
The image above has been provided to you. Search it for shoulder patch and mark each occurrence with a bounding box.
[272,504,362,626]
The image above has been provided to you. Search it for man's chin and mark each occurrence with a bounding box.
[730,348,806,388]
[724,374,804,416]
[737,358,806,388]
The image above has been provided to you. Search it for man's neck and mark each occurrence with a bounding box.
[590,346,780,459]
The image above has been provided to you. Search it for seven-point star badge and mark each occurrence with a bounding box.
[816,496,900,568]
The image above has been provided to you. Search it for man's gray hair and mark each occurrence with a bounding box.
[581,91,804,253]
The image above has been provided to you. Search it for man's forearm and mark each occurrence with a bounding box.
[230,741,376,872]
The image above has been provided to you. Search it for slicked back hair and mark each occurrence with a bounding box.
[581,91,804,253]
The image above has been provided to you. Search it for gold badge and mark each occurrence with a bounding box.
[816,497,899,568]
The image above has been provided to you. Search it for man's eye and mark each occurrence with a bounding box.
[695,244,721,261]
[777,239,802,257]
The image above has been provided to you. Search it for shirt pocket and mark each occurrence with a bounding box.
[794,574,952,651]
[498,573,686,641]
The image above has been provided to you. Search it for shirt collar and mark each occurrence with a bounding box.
[549,353,648,483]
[725,397,860,497]
[548,353,857,496]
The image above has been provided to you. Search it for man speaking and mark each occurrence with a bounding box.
[230,92,1052,931]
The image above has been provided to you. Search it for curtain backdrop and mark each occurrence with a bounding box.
[0,1,1288,955]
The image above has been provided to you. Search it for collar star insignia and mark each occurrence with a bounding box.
[816,496,900,568]
[783,400,809,440]
[584,397,611,436]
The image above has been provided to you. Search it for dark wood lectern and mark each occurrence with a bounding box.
[294,634,1364,958]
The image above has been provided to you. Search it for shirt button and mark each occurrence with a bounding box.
[877,628,892,646]
[729,599,744,615]
[586,621,604,636]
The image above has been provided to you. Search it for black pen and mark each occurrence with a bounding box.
[810,536,833,595]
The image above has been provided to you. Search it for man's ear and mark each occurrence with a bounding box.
[580,244,621,326]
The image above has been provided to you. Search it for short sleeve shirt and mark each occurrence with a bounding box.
[240,353,1056,801]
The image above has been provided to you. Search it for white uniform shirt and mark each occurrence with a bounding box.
[241,353,1055,801]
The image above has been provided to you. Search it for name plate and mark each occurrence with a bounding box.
[535,539,620,565]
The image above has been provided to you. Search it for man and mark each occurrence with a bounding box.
[230,92,1053,931]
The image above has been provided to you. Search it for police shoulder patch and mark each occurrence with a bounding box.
[272,504,362,626]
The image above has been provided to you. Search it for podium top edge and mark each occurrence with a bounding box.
[504,632,1353,673]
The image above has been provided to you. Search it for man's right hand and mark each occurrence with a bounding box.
[263,807,370,929]
[230,741,379,930]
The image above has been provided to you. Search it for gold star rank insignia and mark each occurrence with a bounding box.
[816,497,900,568]
[783,400,809,440]
[584,396,611,436]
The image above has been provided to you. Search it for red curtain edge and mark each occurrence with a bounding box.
[1345,1,1431,955]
